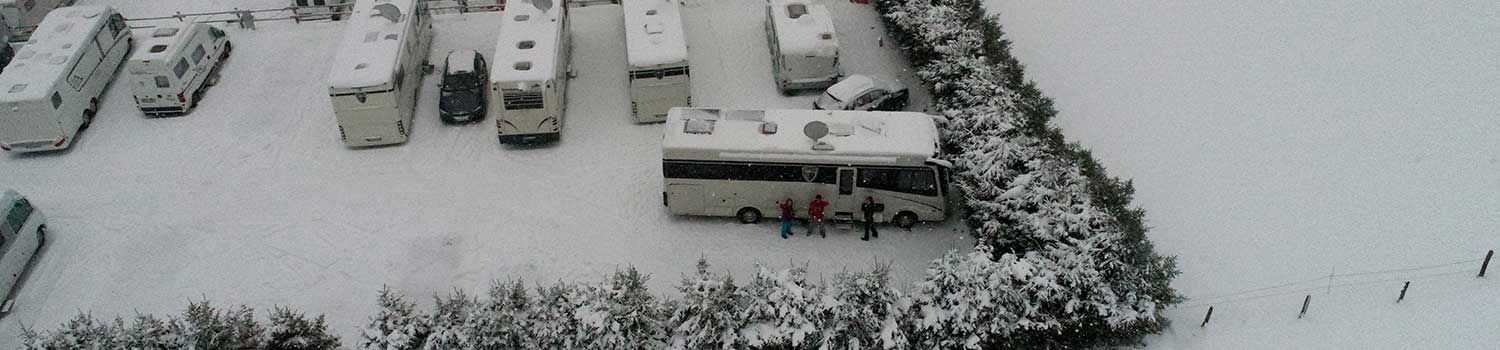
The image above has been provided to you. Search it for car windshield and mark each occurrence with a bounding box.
[442,73,482,91]
[440,90,481,112]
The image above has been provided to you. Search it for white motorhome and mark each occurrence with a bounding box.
[126,19,231,117]
[0,189,45,309]
[490,0,570,145]
[327,0,432,147]
[763,0,840,94]
[0,6,130,153]
[1,0,75,41]
[622,0,688,123]
[661,107,950,229]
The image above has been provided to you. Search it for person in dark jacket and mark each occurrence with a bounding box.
[808,195,829,238]
[861,197,880,241]
[779,198,796,239]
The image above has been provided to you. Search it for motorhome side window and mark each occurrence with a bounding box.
[50,92,61,109]
[858,168,938,196]
[174,59,190,79]
[192,45,206,64]
[787,4,806,18]
[155,76,170,88]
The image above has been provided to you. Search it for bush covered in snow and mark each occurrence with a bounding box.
[873,0,1182,347]
[19,302,337,350]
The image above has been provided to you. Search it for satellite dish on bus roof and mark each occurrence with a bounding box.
[533,0,554,12]
[372,3,402,22]
[803,121,829,140]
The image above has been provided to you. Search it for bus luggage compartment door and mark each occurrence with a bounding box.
[666,184,703,215]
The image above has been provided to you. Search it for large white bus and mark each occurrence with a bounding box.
[763,0,840,94]
[622,0,688,123]
[327,0,432,147]
[0,189,45,308]
[661,107,951,229]
[1,0,75,41]
[0,6,130,153]
[126,19,232,117]
[490,0,570,145]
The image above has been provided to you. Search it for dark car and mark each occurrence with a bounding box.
[813,74,910,111]
[439,49,488,124]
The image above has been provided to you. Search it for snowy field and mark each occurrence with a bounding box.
[0,0,963,345]
[984,1,1499,348]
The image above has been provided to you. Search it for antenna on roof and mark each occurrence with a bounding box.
[533,0,554,12]
[372,3,402,22]
[804,121,834,151]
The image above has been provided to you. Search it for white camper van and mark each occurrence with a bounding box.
[0,189,44,309]
[763,0,840,94]
[0,0,75,41]
[0,6,130,153]
[126,20,231,117]
[327,0,432,147]
[661,108,951,229]
[623,0,688,123]
[490,0,570,145]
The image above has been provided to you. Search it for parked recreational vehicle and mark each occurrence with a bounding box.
[661,107,950,229]
[327,0,432,147]
[126,20,231,117]
[0,189,45,309]
[1,0,75,41]
[0,6,130,152]
[291,0,350,21]
[622,0,688,123]
[763,0,840,94]
[490,0,570,144]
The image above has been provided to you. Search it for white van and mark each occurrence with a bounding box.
[126,20,232,117]
[327,0,433,147]
[0,0,75,41]
[0,6,131,153]
[763,0,840,94]
[0,189,45,310]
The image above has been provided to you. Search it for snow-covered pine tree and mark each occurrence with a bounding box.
[19,313,125,349]
[176,301,263,350]
[463,279,531,349]
[265,306,342,350]
[668,258,742,350]
[818,265,908,350]
[360,287,433,350]
[423,290,475,350]
[735,264,820,349]
[121,313,184,349]
[581,267,668,349]
[527,282,586,349]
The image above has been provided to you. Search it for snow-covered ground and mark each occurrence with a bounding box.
[984,1,1499,348]
[0,0,962,345]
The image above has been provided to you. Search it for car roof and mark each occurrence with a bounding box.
[446,49,479,74]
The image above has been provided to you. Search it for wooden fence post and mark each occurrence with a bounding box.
[1298,295,1311,319]
[1481,250,1493,278]
[1200,306,1214,328]
[1397,281,1409,303]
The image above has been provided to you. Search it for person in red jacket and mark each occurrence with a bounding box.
[778,198,795,239]
[808,195,829,238]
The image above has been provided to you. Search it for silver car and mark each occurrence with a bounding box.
[813,74,909,111]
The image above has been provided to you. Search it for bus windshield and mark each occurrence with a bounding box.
[5,198,33,234]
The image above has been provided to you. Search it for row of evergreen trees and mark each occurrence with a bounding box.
[872,0,1181,347]
[19,301,340,350]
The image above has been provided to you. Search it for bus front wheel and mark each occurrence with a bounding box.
[894,212,918,230]
[737,208,763,224]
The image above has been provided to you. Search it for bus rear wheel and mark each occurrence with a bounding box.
[737,208,763,224]
[894,212,918,230]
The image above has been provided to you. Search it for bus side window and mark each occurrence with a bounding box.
[50,92,62,109]
[838,169,855,195]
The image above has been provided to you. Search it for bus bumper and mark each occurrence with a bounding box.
[499,133,559,145]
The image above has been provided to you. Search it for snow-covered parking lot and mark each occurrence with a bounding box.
[0,0,967,344]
